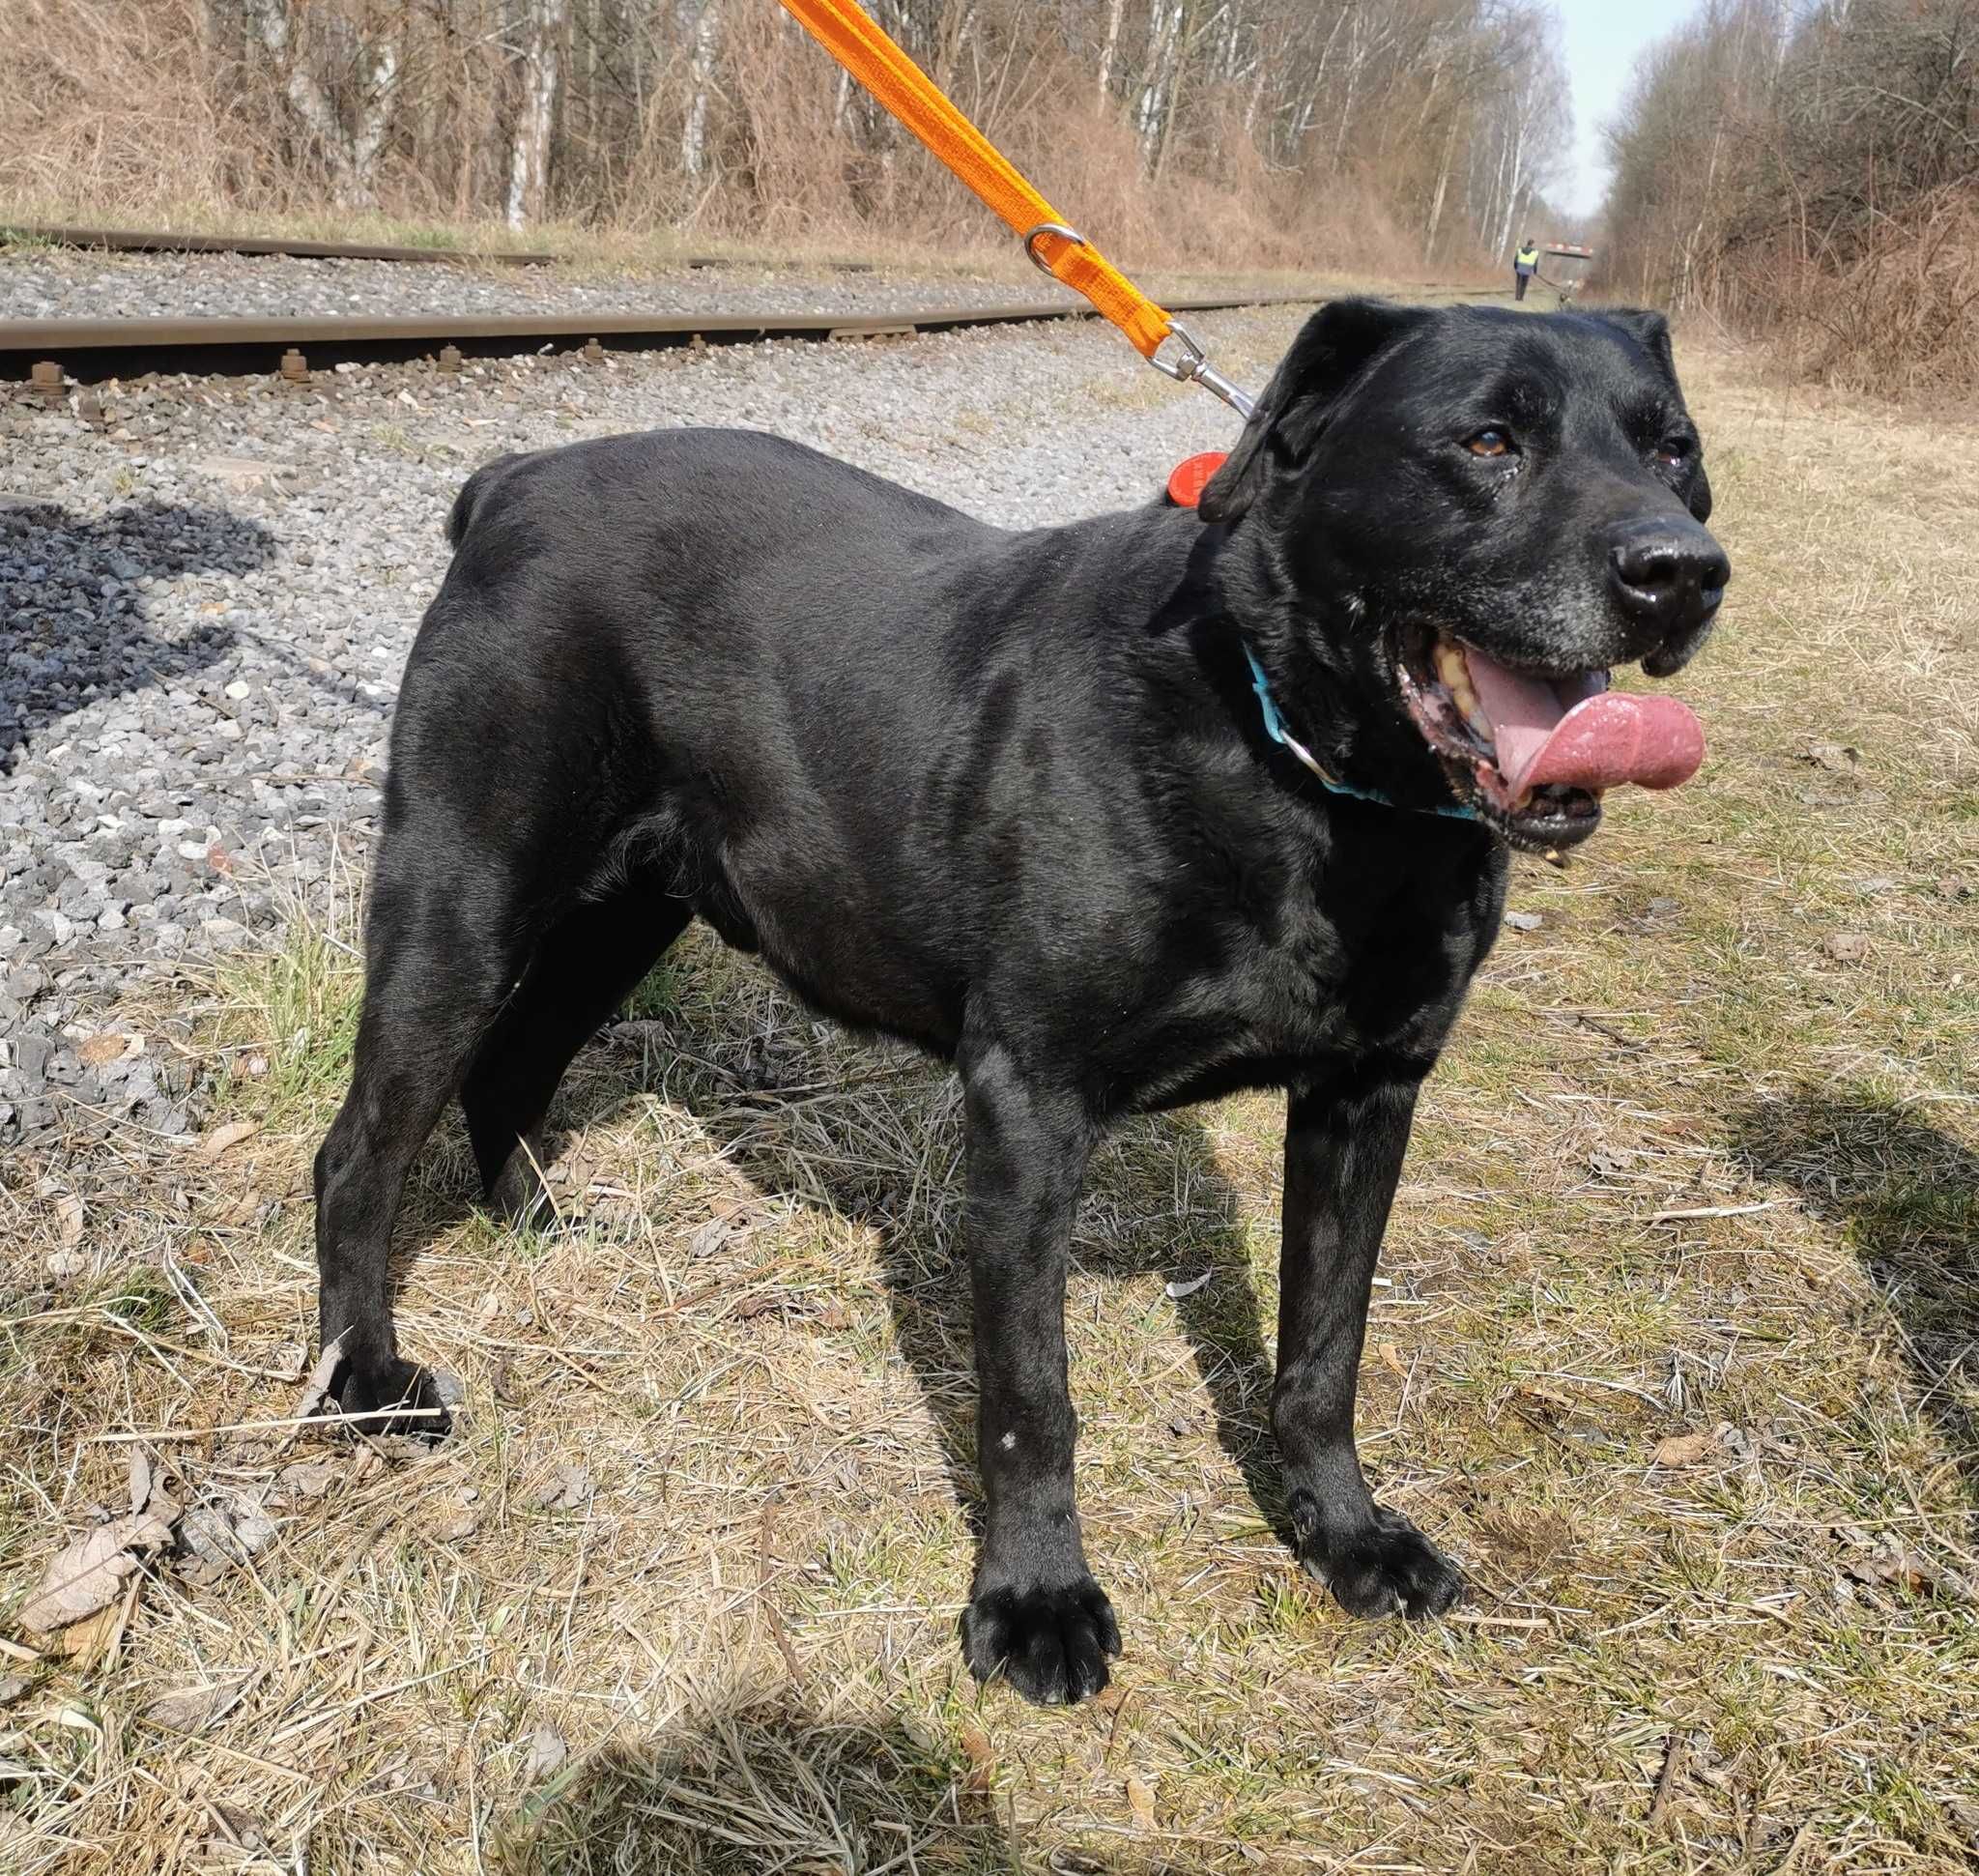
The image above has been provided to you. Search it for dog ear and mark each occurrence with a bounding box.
[1598,307,1709,517]
[1597,307,1677,376]
[1197,299,1432,527]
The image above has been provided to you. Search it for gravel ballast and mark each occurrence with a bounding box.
[0,246,1097,324]
[1,287,1305,1145]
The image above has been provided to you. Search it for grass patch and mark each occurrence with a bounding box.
[1,326,1976,1873]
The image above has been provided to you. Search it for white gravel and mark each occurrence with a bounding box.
[0,246,1087,323]
[1,294,1306,1143]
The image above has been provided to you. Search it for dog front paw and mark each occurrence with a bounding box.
[1296,1501,1461,1620]
[961,1576,1122,1705]
[331,1354,452,1440]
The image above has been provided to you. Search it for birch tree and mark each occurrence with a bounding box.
[506,0,566,227]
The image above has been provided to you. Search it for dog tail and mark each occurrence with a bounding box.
[446,452,527,549]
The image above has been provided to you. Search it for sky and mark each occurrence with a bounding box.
[1550,0,1703,226]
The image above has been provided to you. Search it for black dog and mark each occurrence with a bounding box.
[316,299,1727,1705]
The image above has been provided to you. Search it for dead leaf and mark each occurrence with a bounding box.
[1650,1429,1718,1468]
[275,1460,338,1500]
[0,1674,30,1707]
[1822,932,1870,964]
[687,1208,752,1259]
[45,1250,85,1284]
[1126,1771,1158,1830]
[77,1034,128,1067]
[960,1721,995,1798]
[1796,739,1860,772]
[531,1465,591,1512]
[294,1336,344,1422]
[145,1672,249,1734]
[128,1450,153,1516]
[524,1723,568,1781]
[55,1594,129,1663]
[1378,1342,1409,1380]
[19,1511,175,1632]
[207,1803,267,1852]
[199,1119,261,1159]
[179,1486,276,1582]
[1839,1534,1979,1602]
[1504,909,1544,932]
[53,1193,85,1250]
[1514,1382,1575,1414]
[1164,1270,1212,1300]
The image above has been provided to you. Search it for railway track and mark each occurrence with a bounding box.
[0,290,1315,386]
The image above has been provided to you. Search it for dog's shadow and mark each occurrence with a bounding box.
[473,962,1290,1547]
[1728,1083,1979,1513]
[495,1687,1159,1873]
[0,499,277,770]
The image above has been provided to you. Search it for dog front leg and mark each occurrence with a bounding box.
[955,1041,1119,1705]
[1272,1064,1462,1619]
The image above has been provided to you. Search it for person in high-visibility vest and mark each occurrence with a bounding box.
[1514,238,1540,303]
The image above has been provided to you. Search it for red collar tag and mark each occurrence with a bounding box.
[1165,450,1228,509]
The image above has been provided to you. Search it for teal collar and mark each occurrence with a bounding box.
[1242,644,1481,823]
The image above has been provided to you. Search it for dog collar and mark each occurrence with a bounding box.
[1242,645,1481,823]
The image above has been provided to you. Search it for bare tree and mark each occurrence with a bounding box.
[506,0,566,227]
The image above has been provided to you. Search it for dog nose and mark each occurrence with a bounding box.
[1607,517,1730,634]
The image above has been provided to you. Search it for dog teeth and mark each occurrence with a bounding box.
[1433,641,1491,738]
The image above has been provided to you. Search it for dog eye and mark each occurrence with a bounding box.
[1658,435,1696,466]
[1464,429,1512,458]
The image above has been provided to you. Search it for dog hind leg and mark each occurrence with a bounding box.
[314,833,540,1434]
[460,881,693,1222]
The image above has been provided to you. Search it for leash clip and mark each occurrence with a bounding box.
[1149,318,1256,419]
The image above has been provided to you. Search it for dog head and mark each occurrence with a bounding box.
[1202,298,1729,851]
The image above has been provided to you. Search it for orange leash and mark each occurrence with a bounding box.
[776,0,1253,417]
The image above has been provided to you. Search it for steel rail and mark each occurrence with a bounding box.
[0,291,1317,385]
[5,222,556,267]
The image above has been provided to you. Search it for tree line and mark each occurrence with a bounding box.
[1598,0,1977,392]
[6,0,1575,274]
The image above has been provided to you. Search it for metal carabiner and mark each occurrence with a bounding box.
[1148,317,1257,420]
[1021,229,1257,421]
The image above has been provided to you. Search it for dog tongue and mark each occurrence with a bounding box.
[1465,652,1705,797]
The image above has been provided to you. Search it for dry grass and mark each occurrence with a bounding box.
[1745,188,1979,404]
[0,0,1448,290]
[4,331,1978,1873]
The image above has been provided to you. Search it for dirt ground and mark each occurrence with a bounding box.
[4,318,1977,1873]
